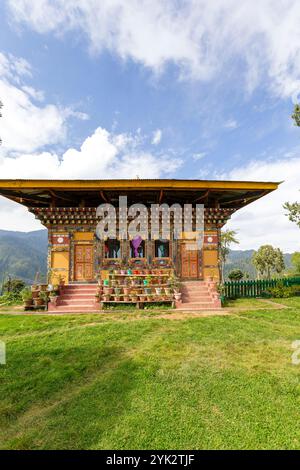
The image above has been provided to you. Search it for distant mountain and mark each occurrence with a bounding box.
[0,229,48,284]
[225,249,293,279]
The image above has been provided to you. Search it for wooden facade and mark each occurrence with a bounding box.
[0,179,279,284]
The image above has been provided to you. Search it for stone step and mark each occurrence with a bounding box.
[64,286,98,291]
[59,299,97,306]
[182,296,212,302]
[62,293,97,299]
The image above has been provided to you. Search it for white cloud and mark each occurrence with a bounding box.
[0,126,181,230]
[0,196,42,231]
[6,0,300,97]
[224,157,300,252]
[0,52,87,153]
[192,152,206,161]
[0,127,181,179]
[224,119,238,130]
[152,129,162,145]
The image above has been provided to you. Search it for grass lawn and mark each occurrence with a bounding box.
[1,299,300,450]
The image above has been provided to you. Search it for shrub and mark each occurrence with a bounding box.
[267,282,294,298]
[2,278,25,294]
[20,287,33,302]
[0,291,23,306]
[228,269,244,281]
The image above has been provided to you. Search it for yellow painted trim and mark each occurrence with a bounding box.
[0,179,280,191]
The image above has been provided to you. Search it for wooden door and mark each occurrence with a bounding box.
[74,245,94,281]
[181,243,199,279]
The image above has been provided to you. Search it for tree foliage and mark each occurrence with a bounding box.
[3,278,25,294]
[292,103,300,127]
[220,229,239,281]
[283,201,300,228]
[228,269,244,281]
[252,245,285,279]
[291,252,300,274]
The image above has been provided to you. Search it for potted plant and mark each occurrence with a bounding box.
[123,286,131,295]
[57,274,65,287]
[34,292,44,307]
[49,290,59,306]
[21,288,33,308]
[38,291,49,307]
[165,287,172,295]
[144,287,152,295]
[131,290,138,302]
[115,287,121,296]
[155,287,162,295]
[174,292,182,301]
[103,293,110,301]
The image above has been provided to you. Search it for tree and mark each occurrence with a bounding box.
[283,107,300,224]
[292,103,300,127]
[252,245,285,279]
[291,252,300,274]
[228,269,244,281]
[283,201,300,228]
[220,229,239,281]
[3,278,25,294]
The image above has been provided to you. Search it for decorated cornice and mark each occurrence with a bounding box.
[29,206,235,228]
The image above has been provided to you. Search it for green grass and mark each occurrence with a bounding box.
[1,300,300,449]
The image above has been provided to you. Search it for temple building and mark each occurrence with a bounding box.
[0,179,278,287]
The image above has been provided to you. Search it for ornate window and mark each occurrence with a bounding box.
[105,239,120,258]
[155,240,170,257]
[130,239,145,258]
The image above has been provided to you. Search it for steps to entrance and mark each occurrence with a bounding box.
[176,281,221,311]
[48,283,99,313]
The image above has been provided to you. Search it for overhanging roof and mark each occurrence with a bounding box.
[0,178,280,210]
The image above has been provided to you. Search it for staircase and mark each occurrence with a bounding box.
[176,280,221,311]
[48,283,99,313]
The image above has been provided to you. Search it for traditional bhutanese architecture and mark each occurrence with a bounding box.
[0,179,279,311]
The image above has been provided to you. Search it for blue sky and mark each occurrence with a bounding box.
[1,0,300,251]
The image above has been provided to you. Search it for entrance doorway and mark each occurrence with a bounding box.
[74,245,94,281]
[180,242,199,279]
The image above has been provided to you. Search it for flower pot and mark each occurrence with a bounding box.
[131,296,138,302]
[127,269,132,275]
[104,287,113,295]
[121,270,126,275]
[50,295,58,306]
[114,296,121,302]
[145,288,152,295]
[115,288,121,295]
[123,287,131,295]
[103,295,110,301]
[123,295,130,302]
[174,292,182,301]
[165,288,172,295]
[155,288,162,295]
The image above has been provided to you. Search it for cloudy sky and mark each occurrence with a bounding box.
[0,0,300,251]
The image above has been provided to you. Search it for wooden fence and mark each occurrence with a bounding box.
[223,277,300,299]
